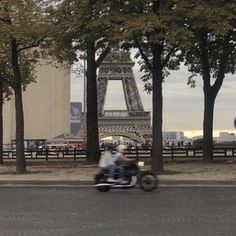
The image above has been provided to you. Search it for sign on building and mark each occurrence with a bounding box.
[70,102,82,135]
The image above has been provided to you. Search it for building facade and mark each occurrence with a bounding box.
[163,131,185,141]
[3,61,70,149]
[218,132,236,142]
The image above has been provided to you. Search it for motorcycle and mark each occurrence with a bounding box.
[94,161,158,192]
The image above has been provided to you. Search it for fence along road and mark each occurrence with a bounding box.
[2,147,236,162]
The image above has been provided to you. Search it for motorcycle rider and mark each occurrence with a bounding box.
[107,144,133,183]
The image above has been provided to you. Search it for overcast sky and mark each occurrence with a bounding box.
[71,58,236,138]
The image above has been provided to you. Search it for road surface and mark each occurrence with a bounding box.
[0,186,235,236]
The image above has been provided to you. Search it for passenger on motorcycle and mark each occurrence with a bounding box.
[107,144,134,183]
[98,145,114,168]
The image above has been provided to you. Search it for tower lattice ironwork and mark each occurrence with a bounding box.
[97,51,152,144]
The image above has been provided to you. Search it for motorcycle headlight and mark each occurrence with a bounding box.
[138,161,144,167]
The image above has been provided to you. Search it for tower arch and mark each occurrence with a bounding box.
[97,51,152,144]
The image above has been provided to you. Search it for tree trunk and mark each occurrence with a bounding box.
[14,86,26,173]
[200,34,226,162]
[0,81,3,164]
[202,70,225,162]
[203,91,215,162]
[86,42,100,162]
[151,70,163,173]
[151,45,164,173]
[11,39,26,173]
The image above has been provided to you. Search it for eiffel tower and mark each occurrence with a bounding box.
[97,51,152,144]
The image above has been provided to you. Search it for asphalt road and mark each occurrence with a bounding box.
[0,187,236,236]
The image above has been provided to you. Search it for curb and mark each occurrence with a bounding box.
[0,180,93,186]
[160,180,236,186]
[0,180,236,187]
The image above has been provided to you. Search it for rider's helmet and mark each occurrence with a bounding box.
[116,144,126,153]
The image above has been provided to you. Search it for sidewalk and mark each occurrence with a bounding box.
[0,160,236,186]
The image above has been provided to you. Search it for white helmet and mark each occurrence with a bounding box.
[116,144,126,153]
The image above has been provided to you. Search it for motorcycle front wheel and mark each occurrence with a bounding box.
[139,171,158,192]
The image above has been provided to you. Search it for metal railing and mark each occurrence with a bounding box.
[2,147,236,162]
[2,149,86,161]
[102,110,150,118]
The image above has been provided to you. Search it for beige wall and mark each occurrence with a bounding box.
[3,62,70,146]
[3,97,14,146]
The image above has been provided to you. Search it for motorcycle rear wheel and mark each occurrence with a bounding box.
[95,175,111,192]
[139,171,157,192]
[96,185,110,192]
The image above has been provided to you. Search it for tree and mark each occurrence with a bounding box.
[119,0,188,173]
[0,0,53,173]
[183,0,236,161]
[52,0,122,162]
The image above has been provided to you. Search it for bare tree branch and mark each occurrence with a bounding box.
[96,47,111,67]
[17,35,49,53]
[134,38,153,71]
